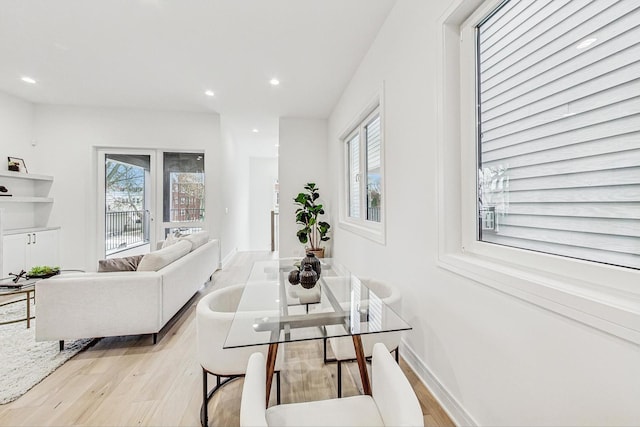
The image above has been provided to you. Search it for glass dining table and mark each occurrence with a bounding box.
[224,258,412,404]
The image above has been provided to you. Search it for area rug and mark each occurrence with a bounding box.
[0,298,92,404]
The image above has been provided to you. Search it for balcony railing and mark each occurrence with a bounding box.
[367,207,381,222]
[106,210,149,253]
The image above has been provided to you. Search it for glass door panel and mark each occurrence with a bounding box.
[98,150,156,260]
[162,152,205,238]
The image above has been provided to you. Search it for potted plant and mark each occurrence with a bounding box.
[294,182,330,258]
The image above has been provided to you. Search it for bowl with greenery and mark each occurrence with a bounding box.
[27,265,61,279]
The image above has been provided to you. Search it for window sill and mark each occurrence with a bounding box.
[437,251,640,345]
[338,219,385,245]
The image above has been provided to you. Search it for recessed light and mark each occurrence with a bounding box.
[269,78,280,86]
[252,129,259,133]
[275,144,280,147]
[204,90,215,97]
[576,38,597,49]
[21,76,37,84]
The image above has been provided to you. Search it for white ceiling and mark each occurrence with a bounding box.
[0,0,396,156]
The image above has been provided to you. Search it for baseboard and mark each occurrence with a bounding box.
[401,340,478,427]
[221,248,237,269]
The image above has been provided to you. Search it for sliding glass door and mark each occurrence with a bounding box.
[97,150,205,261]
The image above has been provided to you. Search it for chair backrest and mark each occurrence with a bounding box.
[240,344,423,427]
[328,278,404,360]
[196,284,254,375]
[372,343,424,426]
[360,278,401,312]
[240,352,268,427]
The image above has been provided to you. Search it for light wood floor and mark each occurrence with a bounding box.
[0,252,454,427]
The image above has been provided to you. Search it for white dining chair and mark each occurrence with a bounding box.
[196,284,283,427]
[323,278,402,397]
[240,342,424,427]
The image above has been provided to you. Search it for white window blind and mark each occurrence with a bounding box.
[348,133,360,218]
[366,114,382,222]
[477,0,640,269]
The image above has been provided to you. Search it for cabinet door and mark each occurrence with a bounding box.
[28,230,60,270]
[2,234,28,277]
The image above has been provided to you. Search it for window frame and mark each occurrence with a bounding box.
[437,0,640,344]
[339,94,386,244]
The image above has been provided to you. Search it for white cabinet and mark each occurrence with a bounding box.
[2,229,60,277]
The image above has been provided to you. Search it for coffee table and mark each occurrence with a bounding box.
[0,278,38,328]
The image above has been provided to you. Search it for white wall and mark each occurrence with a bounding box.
[0,91,35,169]
[32,104,222,271]
[0,92,36,275]
[278,117,328,258]
[249,157,277,251]
[327,0,640,425]
[220,119,242,259]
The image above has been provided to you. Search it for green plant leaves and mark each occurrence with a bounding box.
[293,182,331,249]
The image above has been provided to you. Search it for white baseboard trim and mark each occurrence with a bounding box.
[401,341,478,427]
[221,247,237,269]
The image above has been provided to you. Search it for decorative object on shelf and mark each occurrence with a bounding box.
[26,265,60,279]
[0,185,11,197]
[301,252,321,277]
[299,263,318,289]
[294,182,331,258]
[7,157,27,173]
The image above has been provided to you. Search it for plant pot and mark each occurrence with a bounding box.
[306,248,325,258]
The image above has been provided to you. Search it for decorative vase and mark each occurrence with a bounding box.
[301,252,321,277]
[288,269,300,285]
[299,264,318,289]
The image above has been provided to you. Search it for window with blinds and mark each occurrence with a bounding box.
[342,104,384,238]
[476,0,640,269]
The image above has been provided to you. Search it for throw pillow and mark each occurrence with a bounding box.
[180,230,209,251]
[98,255,144,272]
[137,239,192,271]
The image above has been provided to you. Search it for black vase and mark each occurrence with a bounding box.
[288,269,300,285]
[299,264,318,289]
[301,252,321,277]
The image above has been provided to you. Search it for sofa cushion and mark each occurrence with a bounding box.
[137,240,192,271]
[180,230,209,251]
[98,255,144,272]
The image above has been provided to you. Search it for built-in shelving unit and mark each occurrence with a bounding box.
[0,197,55,203]
[0,170,60,277]
[0,170,54,181]
[0,170,55,232]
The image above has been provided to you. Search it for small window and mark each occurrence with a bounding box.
[341,104,385,243]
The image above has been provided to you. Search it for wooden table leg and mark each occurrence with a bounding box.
[352,335,371,395]
[265,343,279,406]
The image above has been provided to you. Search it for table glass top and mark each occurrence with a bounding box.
[224,258,412,349]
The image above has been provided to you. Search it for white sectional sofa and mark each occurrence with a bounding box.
[36,233,220,349]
